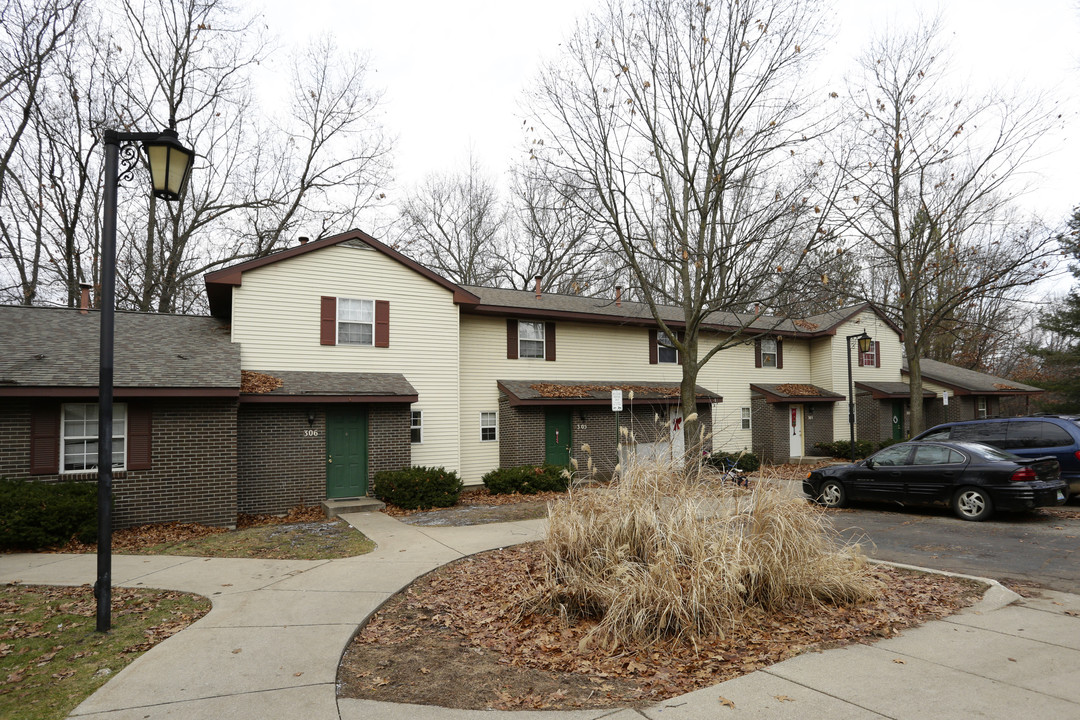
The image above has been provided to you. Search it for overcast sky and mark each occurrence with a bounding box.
[255,0,1080,224]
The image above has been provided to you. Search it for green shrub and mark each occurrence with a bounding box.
[373,466,462,510]
[0,478,100,550]
[812,439,876,460]
[704,450,760,473]
[482,464,569,495]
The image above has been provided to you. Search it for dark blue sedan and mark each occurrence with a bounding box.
[804,441,1067,521]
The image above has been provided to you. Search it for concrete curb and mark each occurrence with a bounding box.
[871,559,1022,613]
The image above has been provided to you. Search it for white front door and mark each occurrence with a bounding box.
[789,405,804,458]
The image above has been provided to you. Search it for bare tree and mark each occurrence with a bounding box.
[525,0,840,452]
[839,17,1059,433]
[501,161,619,294]
[0,0,82,304]
[396,157,509,286]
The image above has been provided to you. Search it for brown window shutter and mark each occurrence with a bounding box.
[648,329,658,364]
[545,322,556,361]
[30,403,60,475]
[776,338,783,369]
[375,300,390,347]
[320,296,336,345]
[754,338,762,368]
[875,341,881,368]
[506,319,518,359]
[127,403,153,470]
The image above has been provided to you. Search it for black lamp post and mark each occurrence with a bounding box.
[96,125,194,632]
[845,330,873,464]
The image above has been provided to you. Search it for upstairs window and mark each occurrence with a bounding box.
[858,341,880,368]
[519,321,545,359]
[657,333,678,364]
[760,337,777,368]
[338,298,374,345]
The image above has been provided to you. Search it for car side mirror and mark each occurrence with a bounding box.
[865,459,875,469]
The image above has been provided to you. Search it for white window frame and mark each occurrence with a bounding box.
[337,297,374,346]
[480,411,498,442]
[657,333,678,364]
[977,396,987,419]
[61,402,126,473]
[518,320,545,359]
[741,407,751,430]
[760,337,777,368]
[410,410,423,444]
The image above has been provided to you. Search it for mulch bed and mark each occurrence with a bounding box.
[339,542,983,711]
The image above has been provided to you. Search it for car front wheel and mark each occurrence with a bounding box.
[818,479,847,508]
[953,487,993,522]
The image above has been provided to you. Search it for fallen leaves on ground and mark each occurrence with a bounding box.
[339,543,982,711]
[381,488,570,517]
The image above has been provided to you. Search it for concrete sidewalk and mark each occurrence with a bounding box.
[1,512,1078,720]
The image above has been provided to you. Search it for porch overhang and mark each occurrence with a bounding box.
[497,379,721,407]
[238,370,418,404]
[749,383,845,404]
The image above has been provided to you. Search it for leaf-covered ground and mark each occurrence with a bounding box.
[55,506,374,560]
[338,543,983,711]
[0,584,209,720]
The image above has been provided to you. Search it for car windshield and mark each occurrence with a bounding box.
[952,442,1021,462]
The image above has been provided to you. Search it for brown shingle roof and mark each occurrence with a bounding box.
[497,379,720,406]
[239,370,417,401]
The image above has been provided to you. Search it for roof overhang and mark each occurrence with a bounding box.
[240,394,417,404]
[0,386,239,398]
[749,383,845,404]
[900,370,1043,397]
[497,380,721,407]
[855,382,935,400]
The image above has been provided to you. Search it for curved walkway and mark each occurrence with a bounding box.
[1,513,1078,720]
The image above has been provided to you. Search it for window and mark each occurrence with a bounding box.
[870,444,912,466]
[62,403,126,472]
[741,407,751,430]
[952,422,1006,444]
[410,410,423,444]
[859,342,878,367]
[480,412,497,441]
[338,298,374,345]
[976,397,987,419]
[657,333,678,364]
[912,445,965,465]
[519,321,545,358]
[760,337,777,368]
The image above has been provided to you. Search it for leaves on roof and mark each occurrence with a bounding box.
[774,383,825,397]
[793,319,820,330]
[241,370,283,394]
[529,383,681,398]
[993,383,1018,391]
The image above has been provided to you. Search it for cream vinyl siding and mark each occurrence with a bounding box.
[231,244,461,472]
[458,317,816,481]
[815,311,905,441]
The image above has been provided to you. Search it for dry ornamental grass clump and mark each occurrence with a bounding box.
[530,454,881,650]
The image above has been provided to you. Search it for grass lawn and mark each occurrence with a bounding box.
[0,584,209,720]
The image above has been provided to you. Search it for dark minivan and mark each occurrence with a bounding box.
[913,416,1080,498]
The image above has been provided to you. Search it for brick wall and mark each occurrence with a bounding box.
[369,404,412,489]
[237,405,325,514]
[0,398,237,528]
[751,399,837,462]
[497,397,712,479]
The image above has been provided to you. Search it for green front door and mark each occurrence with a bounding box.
[891,401,905,441]
[326,407,368,498]
[545,408,572,466]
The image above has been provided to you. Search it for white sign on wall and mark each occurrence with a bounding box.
[942,390,950,406]
[611,389,623,412]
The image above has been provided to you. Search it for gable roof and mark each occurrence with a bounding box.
[203,229,481,318]
[902,358,1043,396]
[0,305,239,396]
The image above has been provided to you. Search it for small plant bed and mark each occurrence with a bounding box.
[382,487,571,525]
[0,583,209,720]
[338,543,982,711]
[55,506,374,560]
